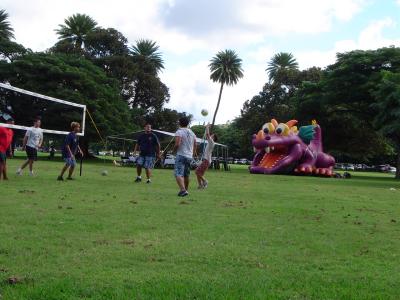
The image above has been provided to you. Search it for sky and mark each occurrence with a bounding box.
[3,0,400,124]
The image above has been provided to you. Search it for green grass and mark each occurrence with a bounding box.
[0,157,399,300]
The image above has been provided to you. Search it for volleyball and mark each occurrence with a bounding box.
[201,109,208,117]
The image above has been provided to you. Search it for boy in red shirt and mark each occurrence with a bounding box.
[0,116,14,180]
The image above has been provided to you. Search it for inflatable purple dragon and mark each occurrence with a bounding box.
[250,119,335,176]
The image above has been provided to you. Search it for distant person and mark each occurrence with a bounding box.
[134,123,160,183]
[174,117,197,197]
[48,145,55,160]
[195,123,217,189]
[57,122,83,181]
[0,116,14,180]
[17,117,43,176]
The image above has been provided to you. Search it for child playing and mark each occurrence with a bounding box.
[195,123,217,189]
[57,122,83,181]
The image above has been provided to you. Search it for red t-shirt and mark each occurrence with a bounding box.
[0,126,13,153]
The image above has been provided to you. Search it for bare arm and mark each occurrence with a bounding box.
[22,135,28,149]
[156,142,161,158]
[174,136,181,153]
[206,124,211,140]
[38,133,43,148]
[78,145,83,156]
[66,145,73,158]
[193,139,197,157]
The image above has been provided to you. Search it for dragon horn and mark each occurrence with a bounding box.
[271,119,278,128]
[286,120,298,128]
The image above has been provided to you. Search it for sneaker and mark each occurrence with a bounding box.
[57,176,63,181]
[146,179,151,184]
[203,180,208,188]
[16,168,22,176]
[29,171,34,177]
[178,190,189,197]
[134,177,142,183]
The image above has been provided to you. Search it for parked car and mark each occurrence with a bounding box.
[163,154,175,168]
[388,167,397,174]
[344,164,355,171]
[376,164,391,172]
[335,163,345,170]
[239,158,249,165]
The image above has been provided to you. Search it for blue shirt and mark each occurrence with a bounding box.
[137,132,159,157]
[62,132,79,158]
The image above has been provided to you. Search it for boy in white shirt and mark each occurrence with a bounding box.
[195,124,217,189]
[174,117,197,197]
[17,117,43,176]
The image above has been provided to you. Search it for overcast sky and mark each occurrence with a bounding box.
[3,0,400,124]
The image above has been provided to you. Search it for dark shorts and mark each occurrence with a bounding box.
[0,152,6,163]
[195,159,210,176]
[26,146,38,161]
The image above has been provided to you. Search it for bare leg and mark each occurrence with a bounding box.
[0,162,4,180]
[59,164,69,178]
[28,160,34,172]
[68,166,75,178]
[136,165,142,177]
[3,162,8,180]
[196,173,202,187]
[145,168,151,180]
[176,176,186,191]
[20,159,29,170]
[184,176,189,190]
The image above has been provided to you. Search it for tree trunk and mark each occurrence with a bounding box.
[396,150,400,179]
[211,82,224,130]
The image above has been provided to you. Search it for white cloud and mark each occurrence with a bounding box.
[2,0,384,124]
[296,17,400,69]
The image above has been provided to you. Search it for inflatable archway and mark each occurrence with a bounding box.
[250,119,335,176]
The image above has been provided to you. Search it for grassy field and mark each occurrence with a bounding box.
[0,156,399,300]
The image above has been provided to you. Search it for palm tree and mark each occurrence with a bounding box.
[130,39,164,74]
[209,49,244,127]
[55,13,98,49]
[0,9,14,40]
[266,52,298,82]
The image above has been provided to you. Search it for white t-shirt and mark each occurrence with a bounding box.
[25,127,43,149]
[204,136,215,162]
[175,128,196,159]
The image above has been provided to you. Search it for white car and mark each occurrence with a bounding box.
[388,167,397,174]
[163,154,175,167]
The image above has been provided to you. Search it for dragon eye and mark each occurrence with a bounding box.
[262,122,275,134]
[276,123,290,136]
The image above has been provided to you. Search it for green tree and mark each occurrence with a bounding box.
[129,39,168,111]
[55,14,98,50]
[266,52,298,82]
[0,39,27,62]
[295,47,400,167]
[0,9,14,40]
[373,71,400,178]
[209,49,243,128]
[130,39,164,75]
[0,53,132,152]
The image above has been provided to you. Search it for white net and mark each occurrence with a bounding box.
[0,83,86,136]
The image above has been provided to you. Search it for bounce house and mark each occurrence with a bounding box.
[250,119,335,177]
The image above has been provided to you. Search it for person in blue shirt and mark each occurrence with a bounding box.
[57,122,83,181]
[134,123,160,183]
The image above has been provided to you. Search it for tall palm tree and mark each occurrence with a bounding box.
[55,13,98,49]
[266,52,298,82]
[130,39,164,74]
[209,49,244,127]
[0,9,14,40]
